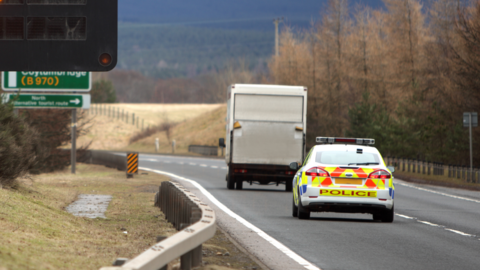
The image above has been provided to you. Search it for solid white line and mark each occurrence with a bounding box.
[396,182,480,204]
[140,167,321,270]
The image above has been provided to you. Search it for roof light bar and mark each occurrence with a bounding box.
[316,137,375,145]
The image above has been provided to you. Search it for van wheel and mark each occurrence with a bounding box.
[236,179,243,190]
[285,180,293,192]
[297,188,310,219]
[227,174,235,190]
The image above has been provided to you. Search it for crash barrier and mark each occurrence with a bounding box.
[384,156,479,184]
[86,150,126,171]
[188,145,218,156]
[100,181,216,270]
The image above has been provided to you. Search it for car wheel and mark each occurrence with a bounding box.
[297,188,310,219]
[227,174,235,190]
[373,205,394,223]
[285,179,293,192]
[235,179,243,190]
[292,195,298,217]
[381,205,394,223]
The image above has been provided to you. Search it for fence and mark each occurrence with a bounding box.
[100,181,216,270]
[188,145,218,156]
[89,103,150,131]
[384,156,479,183]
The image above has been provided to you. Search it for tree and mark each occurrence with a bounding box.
[91,79,117,103]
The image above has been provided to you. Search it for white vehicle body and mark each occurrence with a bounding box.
[292,139,395,222]
[223,84,307,190]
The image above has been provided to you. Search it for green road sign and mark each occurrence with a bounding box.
[3,94,91,109]
[1,71,91,92]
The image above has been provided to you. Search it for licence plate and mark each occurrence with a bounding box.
[320,189,377,197]
[335,178,363,185]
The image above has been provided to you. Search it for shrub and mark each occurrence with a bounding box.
[0,100,39,187]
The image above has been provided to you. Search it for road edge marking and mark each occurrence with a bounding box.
[140,167,321,270]
[395,182,480,204]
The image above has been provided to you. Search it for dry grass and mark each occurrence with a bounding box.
[73,104,222,151]
[124,105,227,155]
[0,164,260,270]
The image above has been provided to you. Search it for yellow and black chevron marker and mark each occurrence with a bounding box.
[127,152,138,176]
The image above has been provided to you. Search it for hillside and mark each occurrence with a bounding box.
[118,24,273,77]
[125,105,227,155]
[74,104,222,150]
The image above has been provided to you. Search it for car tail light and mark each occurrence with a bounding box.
[234,169,247,173]
[368,169,391,179]
[285,171,295,175]
[305,167,329,177]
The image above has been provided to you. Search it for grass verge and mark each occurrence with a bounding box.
[0,164,261,270]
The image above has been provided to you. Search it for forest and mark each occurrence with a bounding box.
[270,0,480,166]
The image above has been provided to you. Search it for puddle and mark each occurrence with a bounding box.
[66,194,112,218]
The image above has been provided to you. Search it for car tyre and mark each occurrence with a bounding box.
[227,174,235,190]
[285,179,293,192]
[292,195,298,217]
[381,205,394,223]
[297,188,310,219]
[373,205,394,223]
[236,179,243,190]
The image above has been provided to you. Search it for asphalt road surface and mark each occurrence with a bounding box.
[138,154,480,270]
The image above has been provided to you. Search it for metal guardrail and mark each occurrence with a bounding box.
[188,145,218,156]
[100,181,216,270]
[385,156,479,183]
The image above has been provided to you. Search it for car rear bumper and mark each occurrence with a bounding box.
[301,186,394,212]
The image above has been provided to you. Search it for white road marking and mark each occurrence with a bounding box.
[444,228,476,237]
[189,163,196,165]
[178,162,184,165]
[417,220,443,228]
[396,213,477,239]
[142,158,158,162]
[140,167,321,270]
[211,166,218,169]
[396,182,480,204]
[200,164,208,167]
[221,167,227,170]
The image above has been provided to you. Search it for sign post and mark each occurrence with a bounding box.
[463,112,478,182]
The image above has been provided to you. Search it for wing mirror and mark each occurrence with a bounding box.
[219,138,226,148]
[387,166,395,173]
[289,162,299,171]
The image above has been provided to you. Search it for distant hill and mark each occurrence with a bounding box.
[118,24,274,78]
[118,0,385,31]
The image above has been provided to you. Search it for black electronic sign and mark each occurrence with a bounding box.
[0,0,117,71]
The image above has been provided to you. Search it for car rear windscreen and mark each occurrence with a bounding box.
[315,151,380,165]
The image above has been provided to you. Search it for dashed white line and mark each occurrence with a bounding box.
[140,167,321,270]
[221,167,227,170]
[200,164,208,167]
[396,213,477,239]
[211,166,218,169]
[444,228,476,237]
[178,162,184,165]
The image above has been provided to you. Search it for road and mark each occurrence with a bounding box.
[138,153,480,270]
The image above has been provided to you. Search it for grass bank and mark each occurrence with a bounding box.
[0,164,260,270]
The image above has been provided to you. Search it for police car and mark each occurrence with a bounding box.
[290,137,395,222]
